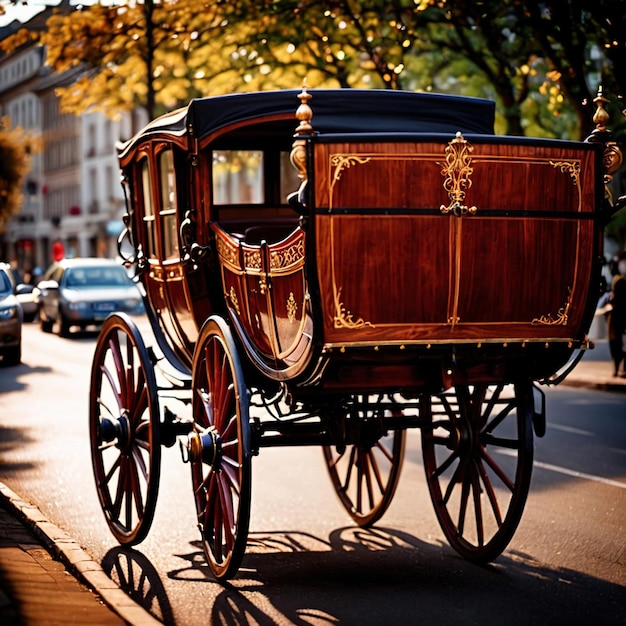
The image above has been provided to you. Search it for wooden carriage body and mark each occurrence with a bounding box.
[95,87,618,580]
[117,88,604,393]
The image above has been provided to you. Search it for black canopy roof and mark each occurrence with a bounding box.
[119,88,495,157]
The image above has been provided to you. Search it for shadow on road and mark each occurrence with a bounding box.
[102,526,625,626]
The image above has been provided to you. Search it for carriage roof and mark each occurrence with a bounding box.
[117,88,496,158]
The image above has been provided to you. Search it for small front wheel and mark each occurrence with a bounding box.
[89,313,161,545]
[190,317,251,581]
[323,395,406,527]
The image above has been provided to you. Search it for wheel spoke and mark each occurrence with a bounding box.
[476,456,504,525]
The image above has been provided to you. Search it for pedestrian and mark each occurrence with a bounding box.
[607,251,626,376]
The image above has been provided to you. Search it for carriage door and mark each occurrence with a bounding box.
[139,146,196,366]
[157,147,198,357]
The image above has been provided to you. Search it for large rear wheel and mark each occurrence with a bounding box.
[421,381,534,563]
[89,313,161,545]
[190,317,251,581]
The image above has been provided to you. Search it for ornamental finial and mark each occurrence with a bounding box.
[592,85,610,132]
[291,81,314,183]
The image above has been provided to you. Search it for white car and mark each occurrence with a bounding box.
[38,258,145,337]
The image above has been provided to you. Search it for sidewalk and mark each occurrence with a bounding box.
[0,340,623,626]
[558,338,626,392]
[0,482,160,626]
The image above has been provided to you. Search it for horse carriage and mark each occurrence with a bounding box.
[89,85,622,580]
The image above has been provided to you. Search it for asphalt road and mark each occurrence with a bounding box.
[0,321,624,625]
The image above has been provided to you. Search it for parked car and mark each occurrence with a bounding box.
[0,264,22,365]
[1,262,40,322]
[38,258,145,337]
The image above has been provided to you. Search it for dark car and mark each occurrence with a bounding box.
[1,262,40,322]
[0,264,22,365]
[38,258,145,337]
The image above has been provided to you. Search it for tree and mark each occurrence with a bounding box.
[230,0,625,140]
[3,1,624,140]
[0,119,34,233]
[1,0,240,119]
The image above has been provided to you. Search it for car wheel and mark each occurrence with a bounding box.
[40,310,53,333]
[56,312,71,337]
[3,343,21,366]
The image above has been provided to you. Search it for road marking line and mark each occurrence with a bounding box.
[548,423,594,436]
[498,450,626,489]
[533,459,626,489]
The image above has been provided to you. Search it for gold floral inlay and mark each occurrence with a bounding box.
[287,292,297,323]
[270,239,305,271]
[243,248,262,270]
[216,236,238,267]
[439,132,477,216]
[334,286,374,329]
[228,286,240,315]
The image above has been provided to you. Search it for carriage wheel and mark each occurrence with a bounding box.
[421,381,534,563]
[190,317,251,581]
[323,396,406,527]
[89,313,161,545]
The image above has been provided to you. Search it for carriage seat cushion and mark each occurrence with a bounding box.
[243,219,299,244]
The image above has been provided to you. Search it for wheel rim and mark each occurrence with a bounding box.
[323,395,406,527]
[422,382,534,562]
[191,319,251,581]
[89,314,160,545]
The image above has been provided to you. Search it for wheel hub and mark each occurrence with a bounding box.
[187,428,222,469]
[99,413,131,452]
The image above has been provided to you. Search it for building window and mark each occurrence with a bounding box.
[87,123,96,157]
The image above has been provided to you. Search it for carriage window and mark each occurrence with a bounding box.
[212,150,264,205]
[141,158,157,259]
[159,149,179,260]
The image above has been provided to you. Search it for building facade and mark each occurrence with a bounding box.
[0,11,148,276]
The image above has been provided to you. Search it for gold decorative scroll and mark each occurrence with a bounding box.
[329,155,372,205]
[550,160,582,210]
[440,132,477,216]
[333,286,374,329]
[532,289,571,326]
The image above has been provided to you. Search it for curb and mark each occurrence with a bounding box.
[560,376,626,393]
[0,481,162,626]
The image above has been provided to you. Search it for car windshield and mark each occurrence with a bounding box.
[64,266,131,288]
[0,269,12,294]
